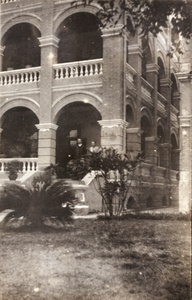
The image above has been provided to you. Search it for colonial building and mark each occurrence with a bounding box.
[0,0,191,212]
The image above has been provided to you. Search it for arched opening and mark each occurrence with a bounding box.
[142,38,152,79]
[126,105,134,126]
[146,196,153,208]
[126,196,136,209]
[141,115,152,158]
[57,13,102,63]
[1,107,39,158]
[2,23,41,71]
[162,195,167,206]
[171,73,179,110]
[56,101,101,163]
[171,133,179,170]
[157,125,165,143]
[158,57,166,93]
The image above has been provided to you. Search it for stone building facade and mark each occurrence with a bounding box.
[0,0,191,212]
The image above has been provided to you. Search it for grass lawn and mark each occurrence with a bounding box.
[0,218,191,300]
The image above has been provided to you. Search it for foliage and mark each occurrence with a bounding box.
[88,148,139,216]
[73,0,192,39]
[5,160,23,179]
[0,170,76,229]
[49,158,91,180]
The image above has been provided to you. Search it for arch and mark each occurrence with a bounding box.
[140,106,153,127]
[170,127,179,146]
[126,105,135,126]
[2,23,41,71]
[1,107,39,158]
[56,101,102,162]
[171,132,179,149]
[157,51,166,73]
[146,196,153,207]
[1,14,41,43]
[54,3,102,36]
[56,12,102,63]
[157,124,166,143]
[126,196,136,209]
[52,91,103,123]
[0,97,40,120]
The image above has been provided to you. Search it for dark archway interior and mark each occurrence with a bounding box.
[57,13,102,63]
[56,102,101,163]
[2,23,41,71]
[126,105,134,126]
[158,57,166,93]
[157,125,165,143]
[171,73,179,108]
[141,115,152,156]
[171,134,178,149]
[1,107,39,157]
[126,196,135,209]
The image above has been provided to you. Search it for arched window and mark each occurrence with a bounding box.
[2,23,41,71]
[57,13,102,63]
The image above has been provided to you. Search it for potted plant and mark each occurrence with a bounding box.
[5,160,23,180]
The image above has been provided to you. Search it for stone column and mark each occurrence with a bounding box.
[126,128,142,158]
[38,35,59,123]
[36,123,58,169]
[98,119,128,153]
[128,42,142,127]
[179,117,191,212]
[146,63,159,136]
[0,45,5,71]
[101,25,125,120]
[145,136,158,165]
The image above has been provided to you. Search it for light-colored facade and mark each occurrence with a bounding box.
[0,0,191,212]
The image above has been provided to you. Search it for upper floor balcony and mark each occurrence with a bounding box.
[0,58,103,95]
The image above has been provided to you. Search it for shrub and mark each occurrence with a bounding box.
[0,170,77,229]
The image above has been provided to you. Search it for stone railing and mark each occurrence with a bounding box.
[126,63,137,84]
[53,59,103,79]
[0,158,38,172]
[141,77,153,100]
[0,67,41,86]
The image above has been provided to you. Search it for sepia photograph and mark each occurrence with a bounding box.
[0,0,191,299]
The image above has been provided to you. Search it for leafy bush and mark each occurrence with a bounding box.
[5,160,23,180]
[0,170,77,229]
[88,148,139,217]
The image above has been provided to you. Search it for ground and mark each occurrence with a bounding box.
[0,217,191,300]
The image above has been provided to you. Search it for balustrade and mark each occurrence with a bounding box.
[126,63,137,84]
[1,0,18,3]
[0,67,41,86]
[53,59,103,80]
[0,158,38,173]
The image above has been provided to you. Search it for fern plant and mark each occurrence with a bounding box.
[0,170,76,229]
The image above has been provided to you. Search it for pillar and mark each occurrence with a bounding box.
[98,119,128,153]
[126,128,142,158]
[38,35,59,123]
[101,25,125,120]
[179,117,191,212]
[36,123,58,169]
[128,33,142,127]
[0,45,5,71]
[177,71,192,213]
[145,136,158,165]
[146,63,159,136]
